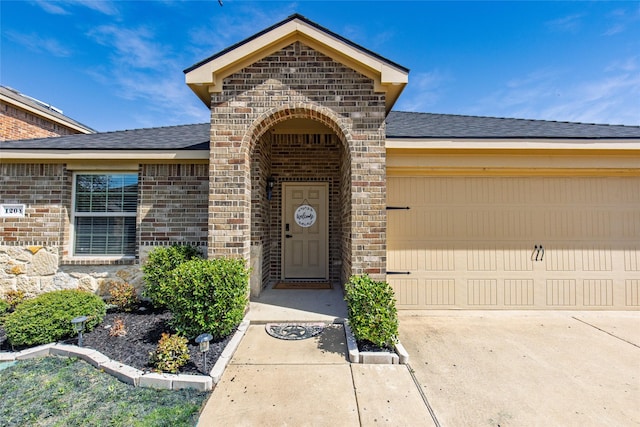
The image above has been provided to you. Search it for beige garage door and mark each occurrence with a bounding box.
[387,176,640,310]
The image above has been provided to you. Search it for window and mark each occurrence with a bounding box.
[73,173,138,256]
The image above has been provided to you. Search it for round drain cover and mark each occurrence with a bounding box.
[266,323,324,340]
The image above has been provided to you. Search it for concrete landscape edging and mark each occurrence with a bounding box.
[343,321,409,364]
[0,316,252,392]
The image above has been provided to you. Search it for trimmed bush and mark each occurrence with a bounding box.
[0,298,9,316]
[149,333,190,374]
[344,275,399,348]
[166,258,249,339]
[3,290,106,347]
[142,245,202,308]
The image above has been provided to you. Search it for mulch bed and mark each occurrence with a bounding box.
[0,303,232,376]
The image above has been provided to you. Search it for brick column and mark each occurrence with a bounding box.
[208,103,252,261]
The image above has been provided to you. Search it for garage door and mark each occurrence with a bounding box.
[387,176,640,310]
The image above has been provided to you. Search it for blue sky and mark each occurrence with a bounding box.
[2,1,639,132]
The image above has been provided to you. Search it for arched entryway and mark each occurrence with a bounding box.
[247,108,352,297]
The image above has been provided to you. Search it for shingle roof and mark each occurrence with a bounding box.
[386,111,640,139]
[2,112,639,151]
[0,123,210,150]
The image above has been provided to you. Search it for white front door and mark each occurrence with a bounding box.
[283,182,328,279]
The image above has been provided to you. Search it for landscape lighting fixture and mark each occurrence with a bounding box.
[71,315,88,347]
[195,333,213,374]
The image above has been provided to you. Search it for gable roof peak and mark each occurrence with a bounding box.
[184,14,408,114]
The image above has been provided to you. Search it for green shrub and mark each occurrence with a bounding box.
[3,289,106,347]
[344,275,398,348]
[166,257,249,339]
[0,298,9,317]
[149,333,190,374]
[108,282,138,312]
[142,245,202,308]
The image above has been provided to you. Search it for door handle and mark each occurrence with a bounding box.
[286,234,293,238]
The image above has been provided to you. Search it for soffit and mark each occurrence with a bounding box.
[185,15,408,114]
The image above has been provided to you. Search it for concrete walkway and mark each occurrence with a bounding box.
[197,323,433,426]
[197,286,434,426]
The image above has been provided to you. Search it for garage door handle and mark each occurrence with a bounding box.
[387,271,411,275]
[532,245,545,262]
[387,206,410,210]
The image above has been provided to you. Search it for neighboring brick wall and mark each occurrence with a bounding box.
[139,163,209,247]
[0,101,81,141]
[0,163,69,246]
[209,41,387,284]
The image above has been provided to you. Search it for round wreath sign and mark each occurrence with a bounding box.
[294,204,317,228]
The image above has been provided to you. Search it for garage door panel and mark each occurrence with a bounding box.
[625,247,640,271]
[623,211,640,238]
[582,279,614,306]
[503,246,534,271]
[466,246,497,271]
[504,279,535,306]
[467,279,498,306]
[581,248,612,271]
[387,243,455,271]
[388,278,457,307]
[388,176,639,310]
[625,280,640,306]
[546,279,577,306]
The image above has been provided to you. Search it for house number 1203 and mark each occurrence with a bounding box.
[294,204,316,228]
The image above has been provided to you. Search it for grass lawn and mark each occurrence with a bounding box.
[0,356,209,426]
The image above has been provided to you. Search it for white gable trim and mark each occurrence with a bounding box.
[185,16,408,113]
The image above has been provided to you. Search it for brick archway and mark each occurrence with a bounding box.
[246,105,353,293]
[245,104,353,159]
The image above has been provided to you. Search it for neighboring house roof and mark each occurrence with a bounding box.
[184,13,409,114]
[2,112,639,153]
[0,86,96,135]
[387,111,640,139]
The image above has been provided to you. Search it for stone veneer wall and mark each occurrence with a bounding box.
[0,162,209,298]
[209,41,387,283]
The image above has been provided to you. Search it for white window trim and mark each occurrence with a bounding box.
[70,172,138,259]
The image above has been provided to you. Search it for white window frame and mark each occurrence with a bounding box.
[70,172,138,258]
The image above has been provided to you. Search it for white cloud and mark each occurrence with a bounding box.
[394,70,452,112]
[4,31,72,57]
[84,20,210,127]
[546,13,584,33]
[188,4,297,60]
[468,62,640,125]
[33,0,119,16]
[603,6,640,36]
[88,25,169,69]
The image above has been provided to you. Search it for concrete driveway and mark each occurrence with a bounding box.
[399,311,640,427]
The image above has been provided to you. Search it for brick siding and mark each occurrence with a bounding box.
[0,163,69,247]
[139,163,209,248]
[1,101,82,141]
